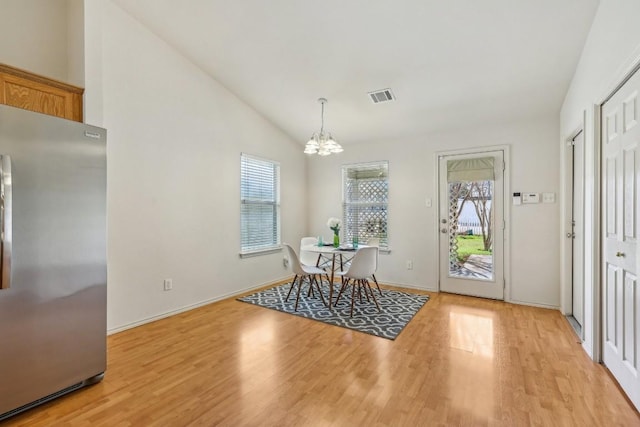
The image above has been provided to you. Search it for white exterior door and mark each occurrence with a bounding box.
[602,67,640,409]
[438,150,504,299]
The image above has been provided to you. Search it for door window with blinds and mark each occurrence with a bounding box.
[342,161,389,248]
[240,153,280,256]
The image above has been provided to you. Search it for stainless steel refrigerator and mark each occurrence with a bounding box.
[0,105,107,420]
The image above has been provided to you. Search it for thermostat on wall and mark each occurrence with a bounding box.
[522,193,540,204]
[513,192,521,205]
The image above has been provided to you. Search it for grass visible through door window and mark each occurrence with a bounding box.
[456,235,492,262]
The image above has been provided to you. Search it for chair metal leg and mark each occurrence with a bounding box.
[294,275,305,311]
[365,279,381,311]
[350,280,357,317]
[364,280,375,301]
[371,274,382,296]
[324,273,333,303]
[308,275,315,297]
[360,279,371,302]
[335,278,350,306]
[312,275,327,306]
[286,275,298,301]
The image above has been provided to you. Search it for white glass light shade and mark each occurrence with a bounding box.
[330,144,344,153]
[317,148,331,156]
[304,136,319,153]
[304,98,343,156]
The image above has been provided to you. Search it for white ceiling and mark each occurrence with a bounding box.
[112,0,599,146]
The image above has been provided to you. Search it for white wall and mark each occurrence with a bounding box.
[560,0,640,359]
[0,0,68,81]
[67,0,84,86]
[84,1,307,331]
[307,116,561,308]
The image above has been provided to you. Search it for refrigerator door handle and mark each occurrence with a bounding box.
[0,155,11,290]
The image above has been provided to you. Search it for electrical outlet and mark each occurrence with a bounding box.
[163,278,173,291]
[406,260,413,270]
[283,257,289,268]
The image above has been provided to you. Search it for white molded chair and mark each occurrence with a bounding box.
[300,236,332,272]
[334,246,380,317]
[299,236,319,267]
[283,243,327,311]
[366,237,380,247]
[366,237,382,295]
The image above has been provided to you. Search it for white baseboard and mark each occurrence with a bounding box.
[383,281,560,311]
[506,298,559,310]
[379,280,437,292]
[107,276,291,335]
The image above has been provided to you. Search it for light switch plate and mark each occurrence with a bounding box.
[522,193,540,204]
[542,192,555,203]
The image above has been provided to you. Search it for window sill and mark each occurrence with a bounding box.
[239,246,282,258]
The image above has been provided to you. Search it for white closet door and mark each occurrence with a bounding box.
[602,67,640,410]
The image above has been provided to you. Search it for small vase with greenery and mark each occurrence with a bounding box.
[327,217,341,248]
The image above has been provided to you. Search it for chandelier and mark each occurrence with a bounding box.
[304,98,343,156]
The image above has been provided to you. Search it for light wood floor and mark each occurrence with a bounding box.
[3,282,640,426]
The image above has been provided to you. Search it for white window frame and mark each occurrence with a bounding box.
[342,161,389,249]
[240,153,281,257]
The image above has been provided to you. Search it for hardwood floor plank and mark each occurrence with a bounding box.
[2,284,639,426]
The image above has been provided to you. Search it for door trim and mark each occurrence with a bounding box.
[435,145,511,301]
[561,123,583,315]
[561,121,586,341]
[592,103,603,364]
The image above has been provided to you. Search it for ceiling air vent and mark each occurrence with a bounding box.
[368,88,395,104]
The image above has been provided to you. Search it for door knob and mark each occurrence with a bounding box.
[616,251,626,258]
[441,228,447,233]
[566,232,575,238]
[441,219,447,224]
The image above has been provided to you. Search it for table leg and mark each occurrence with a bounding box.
[329,254,336,308]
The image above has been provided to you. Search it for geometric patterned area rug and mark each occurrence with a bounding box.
[237,282,429,340]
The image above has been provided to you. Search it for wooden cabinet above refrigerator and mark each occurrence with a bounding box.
[0,63,83,123]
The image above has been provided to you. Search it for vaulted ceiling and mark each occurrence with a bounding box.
[113,0,599,145]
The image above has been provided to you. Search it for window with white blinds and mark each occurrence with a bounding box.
[240,153,280,255]
[342,161,389,248]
